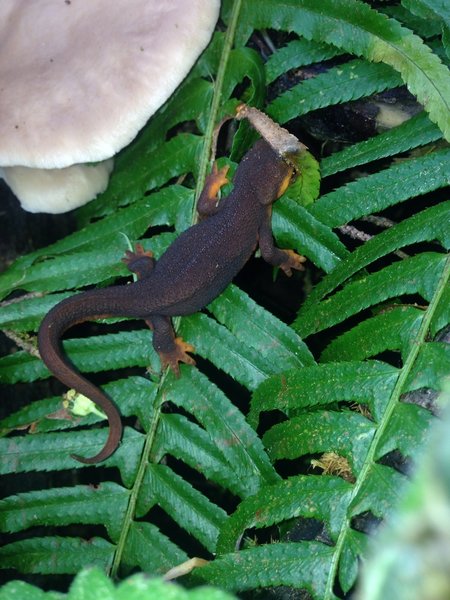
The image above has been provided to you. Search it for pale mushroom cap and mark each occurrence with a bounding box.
[0,0,220,169]
[1,160,114,213]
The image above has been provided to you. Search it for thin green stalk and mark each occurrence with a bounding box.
[110,1,243,578]
[109,383,165,578]
[325,253,450,598]
[194,0,242,206]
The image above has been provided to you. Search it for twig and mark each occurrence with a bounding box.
[2,329,40,358]
[338,224,409,259]
[0,291,43,308]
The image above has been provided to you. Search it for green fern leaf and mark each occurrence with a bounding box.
[265,38,342,84]
[0,186,193,300]
[122,522,188,575]
[309,148,450,228]
[407,341,450,391]
[180,313,274,389]
[231,0,450,139]
[249,361,399,428]
[161,369,278,492]
[287,150,321,207]
[208,284,314,368]
[321,111,442,177]
[0,427,144,485]
[0,537,114,575]
[79,133,202,221]
[0,234,174,296]
[295,252,447,338]
[339,529,368,594]
[303,201,450,311]
[0,330,157,384]
[198,542,336,598]
[66,568,115,600]
[269,59,402,124]
[321,306,424,362]
[0,484,129,541]
[349,463,407,518]
[273,198,348,273]
[155,414,246,497]
[140,465,227,553]
[376,402,434,462]
[0,568,238,600]
[430,281,450,335]
[264,410,376,474]
[222,47,266,107]
[0,293,71,332]
[217,475,352,553]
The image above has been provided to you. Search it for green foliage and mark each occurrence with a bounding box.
[1,1,449,599]
[0,568,236,600]
[356,383,450,600]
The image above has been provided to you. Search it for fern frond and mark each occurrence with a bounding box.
[0,537,114,575]
[0,186,193,299]
[302,201,450,310]
[269,59,402,124]
[0,484,129,540]
[0,568,238,600]
[208,285,314,368]
[217,475,353,552]
[309,148,450,228]
[295,252,447,338]
[320,306,424,362]
[200,256,449,597]
[231,0,450,139]
[321,111,442,177]
[274,198,348,272]
[198,542,337,599]
[1,1,449,596]
[265,38,343,84]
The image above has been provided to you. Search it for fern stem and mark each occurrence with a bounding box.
[109,7,245,576]
[325,253,450,599]
[109,387,164,579]
[193,0,242,205]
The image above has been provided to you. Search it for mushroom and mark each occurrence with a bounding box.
[0,0,220,213]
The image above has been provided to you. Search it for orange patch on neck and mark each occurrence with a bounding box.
[277,167,294,198]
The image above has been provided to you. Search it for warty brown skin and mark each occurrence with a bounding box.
[38,138,304,464]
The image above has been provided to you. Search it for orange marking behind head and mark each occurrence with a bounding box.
[277,167,294,198]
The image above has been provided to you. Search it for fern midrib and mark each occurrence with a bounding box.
[324,253,450,599]
[380,37,450,115]
[109,0,243,578]
[110,386,164,578]
[194,0,243,205]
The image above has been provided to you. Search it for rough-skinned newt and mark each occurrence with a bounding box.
[38,114,306,464]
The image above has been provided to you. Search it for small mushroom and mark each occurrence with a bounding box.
[0,0,220,213]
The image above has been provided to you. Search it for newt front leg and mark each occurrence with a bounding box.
[258,207,306,276]
[196,163,230,217]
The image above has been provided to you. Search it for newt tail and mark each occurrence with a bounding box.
[38,287,134,463]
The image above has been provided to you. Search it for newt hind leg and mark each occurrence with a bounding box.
[123,244,195,375]
[123,243,155,279]
[149,314,195,376]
